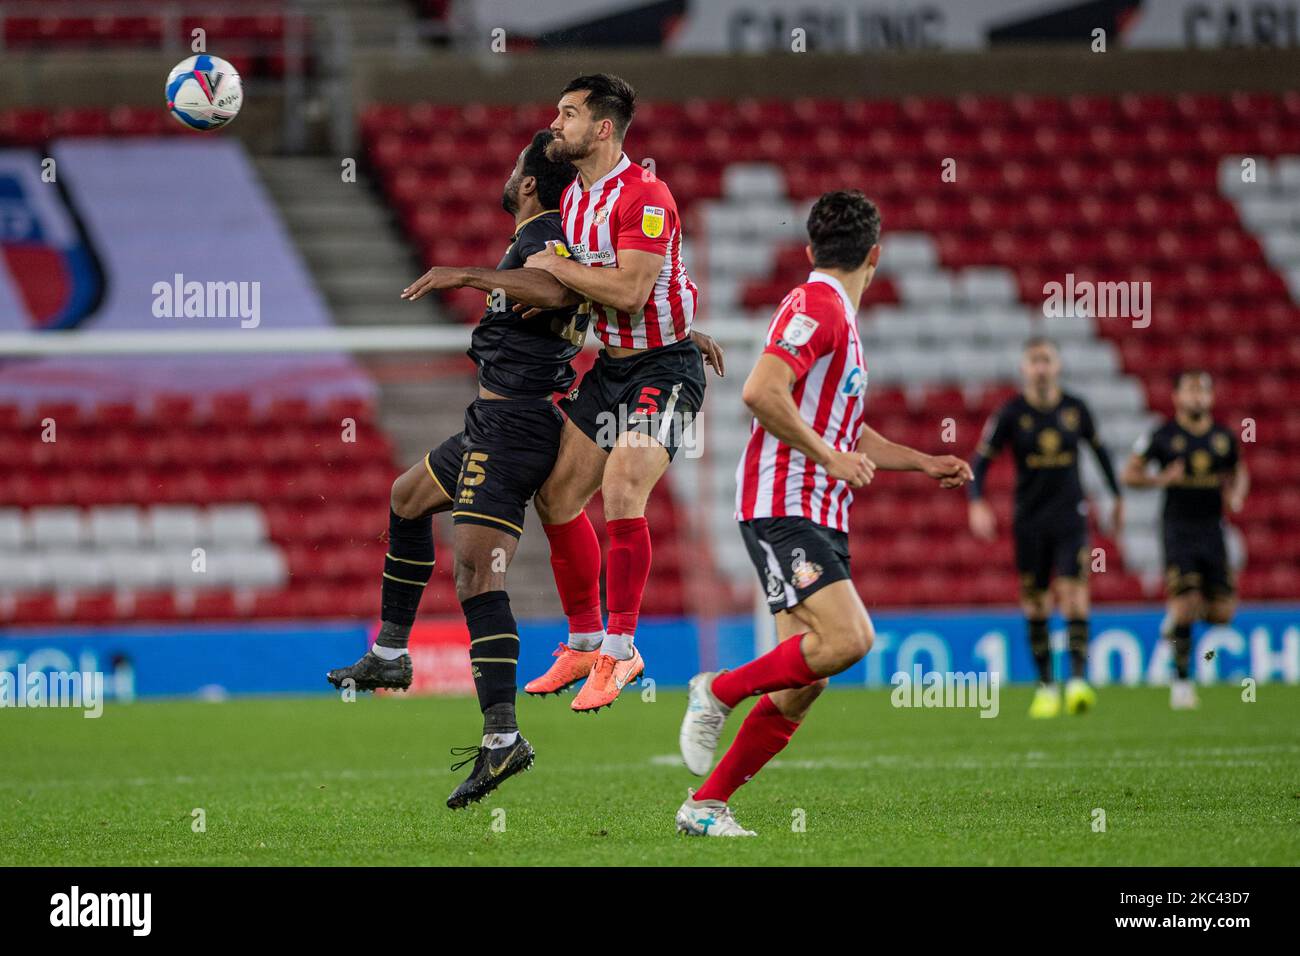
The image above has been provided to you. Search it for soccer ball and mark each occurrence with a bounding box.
[165,55,243,131]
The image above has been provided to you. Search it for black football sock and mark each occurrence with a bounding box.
[1028,618,1052,684]
[1171,623,1193,680]
[1066,618,1089,679]
[462,590,519,737]
[376,508,435,652]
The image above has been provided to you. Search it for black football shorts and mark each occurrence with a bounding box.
[1013,511,1089,596]
[560,336,706,462]
[740,516,852,615]
[426,397,564,538]
[1163,519,1235,599]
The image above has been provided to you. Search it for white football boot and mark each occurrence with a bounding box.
[675,790,756,837]
[1170,678,1200,710]
[679,671,732,775]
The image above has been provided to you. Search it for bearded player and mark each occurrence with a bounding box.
[1123,370,1247,710]
[675,191,972,836]
[520,74,723,712]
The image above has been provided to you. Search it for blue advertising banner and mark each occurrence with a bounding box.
[809,605,1300,688]
[1,605,1296,700]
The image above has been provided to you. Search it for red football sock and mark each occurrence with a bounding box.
[710,633,819,709]
[694,695,799,803]
[542,512,604,635]
[605,516,651,638]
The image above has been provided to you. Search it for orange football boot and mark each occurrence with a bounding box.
[524,643,598,696]
[571,649,645,713]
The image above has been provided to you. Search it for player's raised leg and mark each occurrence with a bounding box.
[677,579,871,836]
[326,458,450,691]
[675,677,827,838]
[567,430,667,711]
[526,420,607,695]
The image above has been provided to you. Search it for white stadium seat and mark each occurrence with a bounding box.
[146,505,206,546]
[1218,156,1270,195]
[103,551,167,590]
[226,548,288,588]
[208,504,268,546]
[0,554,50,590]
[877,232,937,273]
[0,508,25,550]
[897,272,956,307]
[29,507,86,549]
[46,551,109,590]
[721,163,786,200]
[88,506,145,549]
[1273,156,1300,192]
[160,547,211,588]
[956,267,1018,306]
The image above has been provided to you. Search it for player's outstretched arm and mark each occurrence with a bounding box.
[401,265,581,309]
[857,424,972,488]
[525,244,660,316]
[743,354,875,488]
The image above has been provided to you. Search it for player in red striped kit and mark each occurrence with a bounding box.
[676,191,972,836]
[521,74,723,712]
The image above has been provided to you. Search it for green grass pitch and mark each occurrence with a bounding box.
[2,685,1297,866]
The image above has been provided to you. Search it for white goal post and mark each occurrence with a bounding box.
[0,320,765,357]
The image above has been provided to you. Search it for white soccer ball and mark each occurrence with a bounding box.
[166,55,243,131]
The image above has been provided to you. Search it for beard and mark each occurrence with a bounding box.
[546,129,594,164]
[501,183,519,215]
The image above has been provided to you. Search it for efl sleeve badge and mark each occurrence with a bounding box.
[640,205,665,238]
[783,312,819,346]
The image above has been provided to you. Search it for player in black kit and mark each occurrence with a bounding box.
[967,338,1123,718]
[326,132,586,808]
[1123,370,1248,710]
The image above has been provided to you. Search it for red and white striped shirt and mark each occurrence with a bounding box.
[736,272,868,532]
[558,153,697,349]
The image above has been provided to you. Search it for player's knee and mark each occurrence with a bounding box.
[601,474,649,520]
[1205,600,1234,625]
[452,551,501,602]
[390,475,423,520]
[535,482,578,526]
[826,615,873,666]
[1169,598,1197,626]
[1062,592,1089,619]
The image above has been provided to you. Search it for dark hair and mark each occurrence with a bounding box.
[1022,336,1059,352]
[561,73,636,139]
[1174,369,1212,388]
[807,190,881,270]
[522,130,576,208]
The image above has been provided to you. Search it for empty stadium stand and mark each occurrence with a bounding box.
[359,91,1300,608]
